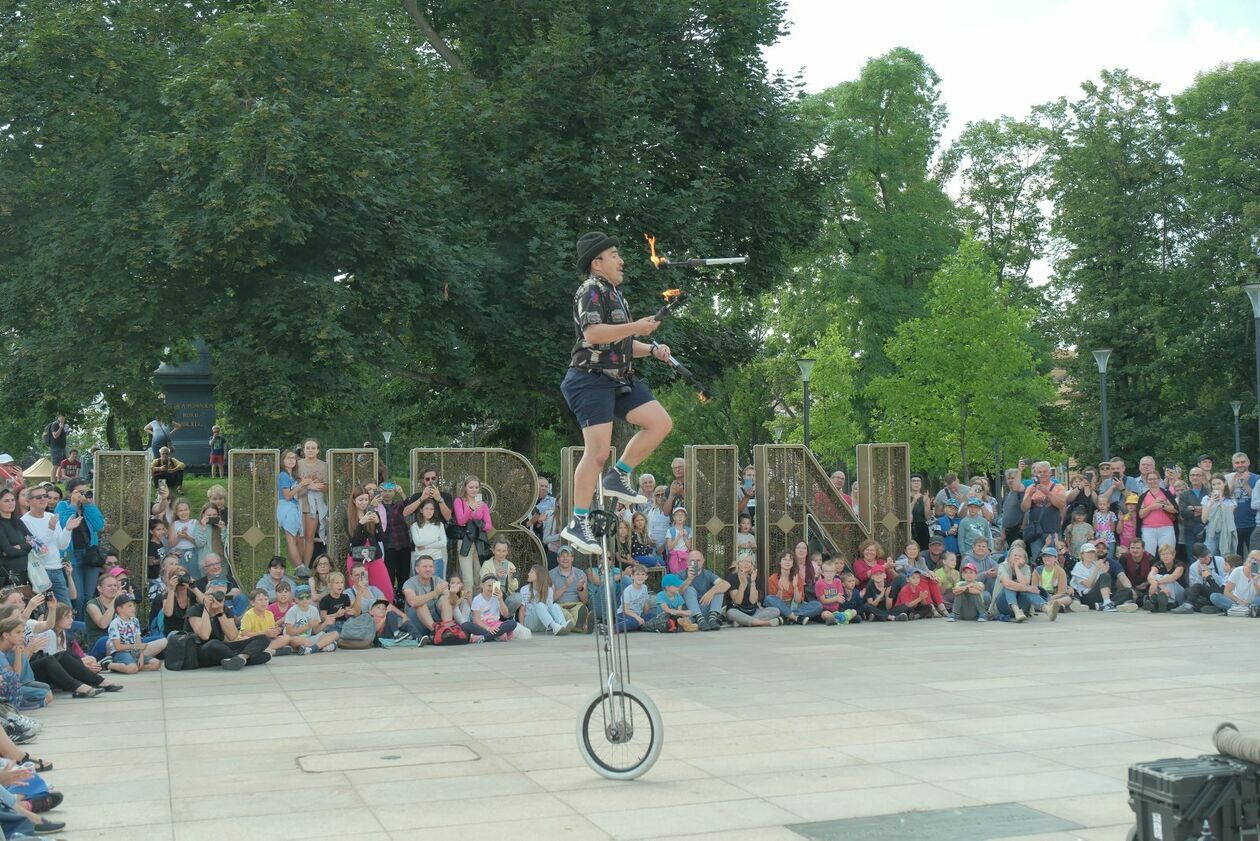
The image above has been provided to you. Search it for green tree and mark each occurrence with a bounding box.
[788,47,959,411]
[868,237,1055,476]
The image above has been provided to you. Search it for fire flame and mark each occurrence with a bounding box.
[644,233,667,268]
[662,288,682,303]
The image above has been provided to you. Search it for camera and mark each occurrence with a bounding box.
[207,516,220,527]
[355,546,375,563]
[176,573,192,585]
[211,591,226,603]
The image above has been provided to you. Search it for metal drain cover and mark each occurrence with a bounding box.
[297,743,479,773]
[789,803,1083,841]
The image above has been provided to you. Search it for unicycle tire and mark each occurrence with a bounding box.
[576,683,663,780]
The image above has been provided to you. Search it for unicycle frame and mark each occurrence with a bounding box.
[588,493,635,737]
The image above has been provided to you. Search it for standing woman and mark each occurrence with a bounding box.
[453,476,494,589]
[1201,474,1237,557]
[297,440,329,566]
[276,450,305,566]
[408,499,448,581]
[345,486,393,604]
[1137,471,1178,552]
[910,476,932,550]
[0,490,34,587]
[55,478,105,617]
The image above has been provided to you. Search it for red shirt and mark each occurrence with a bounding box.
[896,578,933,607]
[853,557,886,587]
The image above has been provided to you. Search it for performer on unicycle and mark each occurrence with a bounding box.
[560,232,674,555]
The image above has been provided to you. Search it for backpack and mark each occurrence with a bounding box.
[42,424,53,446]
[432,619,468,645]
[338,614,377,648]
[163,631,201,671]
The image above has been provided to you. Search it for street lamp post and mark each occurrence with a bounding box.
[381,430,392,481]
[797,358,816,451]
[1231,401,1243,454]
[1092,349,1113,462]
[1244,283,1260,451]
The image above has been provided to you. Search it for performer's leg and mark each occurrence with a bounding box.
[621,401,673,469]
[572,422,613,515]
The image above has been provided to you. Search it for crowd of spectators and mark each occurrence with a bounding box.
[4,423,1260,839]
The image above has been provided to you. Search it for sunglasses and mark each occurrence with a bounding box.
[297,594,311,600]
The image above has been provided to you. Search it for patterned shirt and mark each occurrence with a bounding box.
[570,275,634,378]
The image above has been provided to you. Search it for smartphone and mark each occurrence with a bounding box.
[1251,562,1259,575]
[743,478,753,492]
[474,493,483,505]
[158,479,167,489]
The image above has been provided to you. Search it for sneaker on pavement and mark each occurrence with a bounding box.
[220,655,246,671]
[1227,604,1251,616]
[1200,604,1221,614]
[894,613,909,621]
[551,624,565,636]
[1116,602,1139,613]
[298,646,312,655]
[768,617,781,627]
[32,817,66,835]
[707,612,723,630]
[1101,602,1118,612]
[24,792,63,813]
[1048,602,1060,622]
[836,611,849,625]
[470,634,485,643]
[418,635,433,647]
[798,615,811,626]
[560,516,602,554]
[947,615,957,622]
[1170,603,1195,614]
[601,469,647,504]
[977,615,988,622]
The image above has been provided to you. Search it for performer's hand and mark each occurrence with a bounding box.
[652,344,671,362]
[633,317,661,336]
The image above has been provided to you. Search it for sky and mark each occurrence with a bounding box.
[764,0,1260,144]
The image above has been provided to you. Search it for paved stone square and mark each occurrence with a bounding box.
[41,612,1260,840]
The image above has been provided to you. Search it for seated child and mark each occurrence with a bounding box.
[464,575,518,641]
[933,552,960,609]
[519,562,572,636]
[283,585,340,654]
[239,588,293,655]
[655,574,698,632]
[107,594,166,672]
[615,565,653,632]
[318,572,353,632]
[479,536,522,615]
[838,571,864,622]
[814,560,855,625]
[949,562,989,621]
[894,569,936,619]
[860,566,907,622]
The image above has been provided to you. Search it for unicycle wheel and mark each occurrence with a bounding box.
[576,683,663,780]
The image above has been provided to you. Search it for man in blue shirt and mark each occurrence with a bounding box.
[1226,452,1260,552]
[680,549,730,631]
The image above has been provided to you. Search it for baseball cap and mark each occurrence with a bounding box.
[1040,545,1058,557]
[1196,453,1213,463]
[1124,492,1139,504]
[662,573,683,588]
[906,568,922,577]
[944,498,959,507]
[557,545,573,556]
[966,497,982,507]
[106,565,128,579]
[372,599,390,609]
[929,535,944,546]
[114,593,136,607]
[1078,543,1097,556]
[0,454,13,465]
[208,578,228,588]
[962,562,977,572]
[295,585,312,597]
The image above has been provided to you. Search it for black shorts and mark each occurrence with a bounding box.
[562,368,655,428]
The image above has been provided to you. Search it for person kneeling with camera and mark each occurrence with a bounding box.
[185,580,272,670]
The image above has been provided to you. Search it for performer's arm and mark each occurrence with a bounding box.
[583,319,658,345]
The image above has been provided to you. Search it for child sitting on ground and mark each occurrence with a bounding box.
[318,572,353,632]
[894,569,937,619]
[654,574,698,631]
[814,560,855,625]
[861,565,906,621]
[107,594,166,672]
[283,585,340,654]
[519,562,571,636]
[615,565,653,632]
[239,588,292,655]
[949,562,989,621]
[465,575,518,641]
[933,552,960,610]
[838,571,864,622]
[269,580,295,623]
[479,536,522,616]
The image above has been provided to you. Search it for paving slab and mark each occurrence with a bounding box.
[30,610,1260,839]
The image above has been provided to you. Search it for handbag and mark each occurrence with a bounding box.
[339,613,377,643]
[163,631,201,671]
[82,545,106,569]
[26,553,51,594]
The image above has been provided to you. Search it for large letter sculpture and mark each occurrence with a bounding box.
[327,448,381,565]
[92,451,152,599]
[227,449,282,591]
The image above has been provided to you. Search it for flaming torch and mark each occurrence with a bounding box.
[644,233,747,269]
[647,287,711,403]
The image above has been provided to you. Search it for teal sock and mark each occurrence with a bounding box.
[573,507,589,518]
[614,459,632,474]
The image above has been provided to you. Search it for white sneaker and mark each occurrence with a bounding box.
[1116,602,1139,613]
[1227,604,1251,617]
[514,625,533,639]
[551,624,565,636]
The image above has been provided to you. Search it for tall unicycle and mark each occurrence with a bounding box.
[575,496,663,780]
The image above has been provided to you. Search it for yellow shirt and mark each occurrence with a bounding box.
[479,559,518,593]
[240,609,276,634]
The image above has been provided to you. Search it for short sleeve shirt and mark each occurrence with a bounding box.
[550,566,584,602]
[570,276,634,378]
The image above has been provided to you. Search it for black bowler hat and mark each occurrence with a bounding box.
[575,232,619,274]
